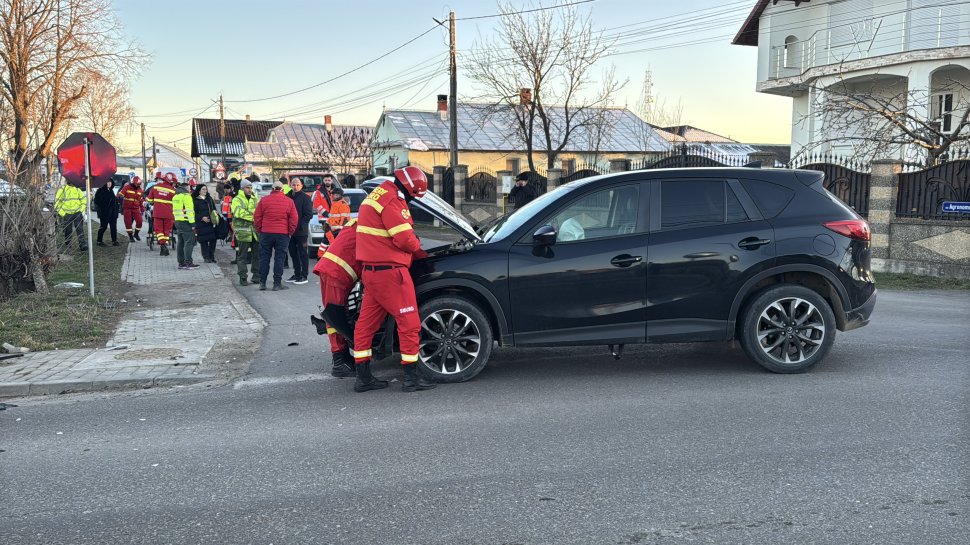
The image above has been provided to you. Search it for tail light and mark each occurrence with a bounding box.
[824,220,871,241]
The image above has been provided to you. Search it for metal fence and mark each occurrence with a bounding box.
[561,163,606,184]
[467,168,497,203]
[797,162,871,218]
[897,159,970,220]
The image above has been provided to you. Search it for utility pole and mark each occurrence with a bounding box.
[449,11,458,169]
[219,94,226,171]
[140,123,148,182]
[151,137,157,174]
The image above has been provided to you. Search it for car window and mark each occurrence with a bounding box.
[548,185,639,243]
[739,179,795,218]
[660,180,750,229]
[344,192,366,213]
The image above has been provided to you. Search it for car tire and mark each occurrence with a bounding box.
[739,285,836,374]
[418,296,493,383]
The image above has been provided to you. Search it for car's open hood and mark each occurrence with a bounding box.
[362,178,482,243]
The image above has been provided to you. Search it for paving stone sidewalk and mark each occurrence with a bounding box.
[0,240,265,397]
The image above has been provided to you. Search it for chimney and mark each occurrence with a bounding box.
[437,94,448,121]
[325,115,333,133]
[245,114,251,122]
[520,88,532,106]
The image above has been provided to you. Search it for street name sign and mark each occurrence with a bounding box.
[942,201,970,213]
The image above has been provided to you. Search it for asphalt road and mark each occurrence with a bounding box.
[1,286,968,545]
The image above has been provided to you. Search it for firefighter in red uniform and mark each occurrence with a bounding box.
[310,221,362,378]
[352,166,434,393]
[118,176,145,241]
[146,172,177,255]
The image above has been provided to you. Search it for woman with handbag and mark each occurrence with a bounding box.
[193,184,220,263]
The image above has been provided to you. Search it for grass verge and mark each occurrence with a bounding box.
[0,231,129,351]
[874,272,970,290]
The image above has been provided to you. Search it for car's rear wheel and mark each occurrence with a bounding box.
[418,296,493,383]
[739,285,836,373]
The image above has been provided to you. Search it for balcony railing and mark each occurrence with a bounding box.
[769,9,970,81]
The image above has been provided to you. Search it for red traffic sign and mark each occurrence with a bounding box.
[57,132,117,189]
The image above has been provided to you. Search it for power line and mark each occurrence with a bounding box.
[455,0,598,21]
[224,25,442,104]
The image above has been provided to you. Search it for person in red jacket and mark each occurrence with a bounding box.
[253,180,298,291]
[310,221,362,378]
[352,166,433,393]
[118,176,145,241]
[146,172,177,255]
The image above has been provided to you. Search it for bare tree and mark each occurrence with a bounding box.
[70,69,136,144]
[801,76,970,167]
[309,126,374,173]
[467,1,624,172]
[0,0,144,296]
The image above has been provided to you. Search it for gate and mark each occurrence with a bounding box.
[897,160,970,220]
[798,162,871,217]
[561,163,605,184]
[441,167,455,206]
[467,168,497,203]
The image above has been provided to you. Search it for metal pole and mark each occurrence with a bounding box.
[449,11,458,169]
[83,137,95,298]
[219,94,226,171]
[140,123,148,182]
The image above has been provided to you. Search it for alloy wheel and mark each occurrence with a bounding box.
[756,297,826,365]
[419,309,482,375]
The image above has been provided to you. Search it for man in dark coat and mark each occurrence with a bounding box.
[508,172,539,209]
[287,177,315,285]
[94,179,120,246]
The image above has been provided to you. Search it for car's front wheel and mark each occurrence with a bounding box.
[418,296,493,383]
[739,285,836,373]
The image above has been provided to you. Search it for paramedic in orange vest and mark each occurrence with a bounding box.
[352,166,434,393]
[146,172,177,255]
[327,186,351,234]
[118,176,145,241]
[311,174,335,218]
[311,221,362,379]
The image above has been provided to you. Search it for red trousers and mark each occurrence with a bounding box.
[123,208,143,235]
[353,266,420,365]
[319,276,352,353]
[154,217,173,246]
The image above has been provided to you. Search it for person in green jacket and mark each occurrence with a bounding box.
[172,180,199,270]
[232,181,260,285]
[54,183,88,251]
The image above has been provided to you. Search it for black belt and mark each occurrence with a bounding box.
[364,264,403,271]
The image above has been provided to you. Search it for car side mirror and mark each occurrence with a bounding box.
[533,224,557,246]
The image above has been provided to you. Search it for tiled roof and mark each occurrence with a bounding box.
[381,104,671,153]
[191,118,283,157]
[244,122,374,163]
[660,125,736,143]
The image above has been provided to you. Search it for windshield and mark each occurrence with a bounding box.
[483,184,576,242]
[344,192,366,213]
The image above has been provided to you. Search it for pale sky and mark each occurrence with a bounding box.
[114,0,792,154]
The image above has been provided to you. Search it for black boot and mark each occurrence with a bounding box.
[353,360,388,392]
[402,363,435,392]
[331,349,355,378]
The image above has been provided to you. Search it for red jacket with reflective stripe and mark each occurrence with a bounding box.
[312,222,361,289]
[118,184,144,211]
[253,189,298,235]
[355,180,421,267]
[146,182,175,219]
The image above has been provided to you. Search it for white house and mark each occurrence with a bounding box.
[734,0,970,163]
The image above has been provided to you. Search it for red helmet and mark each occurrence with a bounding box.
[132,176,141,185]
[164,172,177,183]
[154,171,163,180]
[188,178,198,188]
[394,166,428,199]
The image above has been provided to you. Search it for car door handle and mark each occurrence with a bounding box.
[684,252,720,259]
[610,254,643,267]
[738,237,772,250]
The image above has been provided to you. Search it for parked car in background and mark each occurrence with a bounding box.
[308,187,367,257]
[349,168,877,383]
[253,182,274,197]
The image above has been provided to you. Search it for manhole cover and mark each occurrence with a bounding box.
[113,348,182,361]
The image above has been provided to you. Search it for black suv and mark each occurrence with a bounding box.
[354,168,876,382]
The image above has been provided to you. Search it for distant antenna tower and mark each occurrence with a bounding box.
[639,69,654,120]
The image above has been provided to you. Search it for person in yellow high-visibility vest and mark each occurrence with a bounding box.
[54,183,88,251]
[172,180,199,270]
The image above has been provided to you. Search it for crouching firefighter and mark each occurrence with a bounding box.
[352,166,434,393]
[311,220,361,379]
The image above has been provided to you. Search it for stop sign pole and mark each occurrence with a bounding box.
[82,137,95,297]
